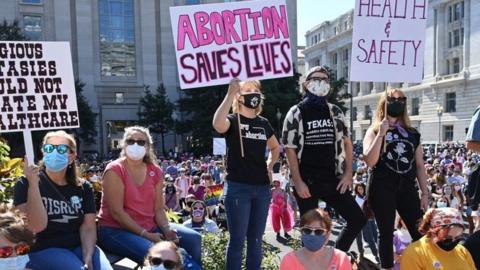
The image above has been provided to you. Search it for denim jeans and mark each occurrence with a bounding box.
[98,223,202,265]
[27,245,112,270]
[223,180,272,270]
[355,219,379,259]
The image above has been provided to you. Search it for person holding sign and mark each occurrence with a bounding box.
[282,66,366,252]
[362,88,429,269]
[97,126,202,267]
[13,131,112,270]
[212,79,280,270]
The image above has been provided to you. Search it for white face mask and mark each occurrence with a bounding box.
[90,175,99,182]
[126,144,147,161]
[307,79,330,97]
[437,201,448,208]
[0,255,29,270]
[148,265,167,270]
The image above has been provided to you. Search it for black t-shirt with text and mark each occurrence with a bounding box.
[14,171,96,251]
[299,102,336,181]
[224,113,275,185]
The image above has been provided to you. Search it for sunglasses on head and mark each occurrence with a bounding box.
[148,256,178,269]
[308,77,330,83]
[387,96,407,103]
[300,227,327,236]
[125,139,147,146]
[0,243,30,258]
[43,144,70,154]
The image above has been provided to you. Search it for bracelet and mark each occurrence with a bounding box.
[140,229,147,237]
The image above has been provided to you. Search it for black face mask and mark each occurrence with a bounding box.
[387,101,405,117]
[436,238,461,251]
[241,93,262,109]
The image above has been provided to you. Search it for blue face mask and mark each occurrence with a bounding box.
[302,233,327,252]
[43,150,69,172]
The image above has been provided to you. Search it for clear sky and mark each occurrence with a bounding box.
[297,0,355,46]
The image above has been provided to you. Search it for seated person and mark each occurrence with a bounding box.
[182,201,220,234]
[144,241,183,270]
[280,208,351,270]
[211,200,228,231]
[0,204,34,270]
[179,195,196,223]
[401,207,476,270]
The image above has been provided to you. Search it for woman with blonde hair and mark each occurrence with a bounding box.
[213,78,280,270]
[14,130,112,270]
[98,126,201,266]
[363,88,429,269]
[144,241,183,270]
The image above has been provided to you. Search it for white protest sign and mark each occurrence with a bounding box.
[350,0,428,83]
[0,42,78,163]
[213,137,226,156]
[170,0,293,89]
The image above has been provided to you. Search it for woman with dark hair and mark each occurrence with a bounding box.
[353,183,379,262]
[97,126,201,266]
[14,130,112,270]
[182,201,219,234]
[401,208,476,270]
[363,88,429,269]
[213,79,280,270]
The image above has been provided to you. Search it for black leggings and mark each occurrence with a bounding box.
[368,170,423,268]
[294,180,367,252]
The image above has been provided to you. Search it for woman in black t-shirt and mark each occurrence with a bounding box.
[14,130,112,270]
[213,78,280,270]
[363,89,429,269]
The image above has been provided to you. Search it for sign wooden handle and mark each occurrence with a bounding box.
[23,130,34,165]
[237,113,244,158]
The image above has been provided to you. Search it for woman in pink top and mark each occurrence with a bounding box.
[280,208,352,270]
[97,126,201,266]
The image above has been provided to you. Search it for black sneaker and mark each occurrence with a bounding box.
[284,232,292,239]
[276,232,281,239]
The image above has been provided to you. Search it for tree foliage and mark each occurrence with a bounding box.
[323,66,351,113]
[74,80,98,144]
[0,139,24,203]
[0,19,28,41]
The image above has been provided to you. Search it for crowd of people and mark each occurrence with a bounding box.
[0,65,479,270]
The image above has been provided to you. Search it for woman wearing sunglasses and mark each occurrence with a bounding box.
[363,88,429,269]
[280,208,351,270]
[0,204,34,270]
[182,201,220,234]
[401,207,476,270]
[144,241,183,270]
[97,126,202,267]
[13,130,112,270]
[213,79,280,270]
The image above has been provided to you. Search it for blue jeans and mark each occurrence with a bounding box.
[356,219,379,259]
[27,246,112,270]
[223,180,272,270]
[98,223,202,265]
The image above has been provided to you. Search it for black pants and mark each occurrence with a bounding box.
[368,170,423,268]
[294,179,367,252]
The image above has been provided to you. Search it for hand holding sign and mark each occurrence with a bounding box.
[228,78,241,97]
[23,156,40,185]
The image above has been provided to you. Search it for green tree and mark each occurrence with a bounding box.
[323,66,351,113]
[74,80,98,144]
[138,85,174,157]
[0,19,28,40]
[177,69,301,155]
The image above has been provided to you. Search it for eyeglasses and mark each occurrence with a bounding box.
[308,77,330,83]
[148,256,179,269]
[387,96,407,103]
[43,144,70,154]
[300,227,327,236]
[0,243,30,258]
[125,139,147,146]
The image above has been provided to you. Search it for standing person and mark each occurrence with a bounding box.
[270,179,293,240]
[212,78,280,270]
[282,66,366,251]
[188,176,206,201]
[353,183,379,262]
[401,208,476,270]
[14,131,112,270]
[164,175,180,212]
[97,126,202,266]
[176,168,190,209]
[363,88,429,269]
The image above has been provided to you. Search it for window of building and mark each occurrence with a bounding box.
[314,58,320,66]
[334,27,337,35]
[344,21,348,30]
[343,65,349,79]
[23,15,42,40]
[343,48,349,61]
[115,92,125,104]
[351,130,356,141]
[448,6,452,22]
[352,107,357,121]
[332,53,337,65]
[186,0,200,4]
[355,82,360,95]
[454,2,461,21]
[445,92,456,113]
[364,105,371,120]
[99,0,136,77]
[461,28,464,45]
[369,82,374,92]
[453,57,460,73]
[448,32,452,48]
[444,125,454,141]
[411,97,420,116]
[453,29,460,47]
[446,59,450,74]
[22,0,41,3]
[314,35,317,44]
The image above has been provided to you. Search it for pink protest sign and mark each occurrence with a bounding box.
[170,0,293,89]
[350,0,428,83]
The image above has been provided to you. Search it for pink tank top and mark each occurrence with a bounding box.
[98,159,162,231]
